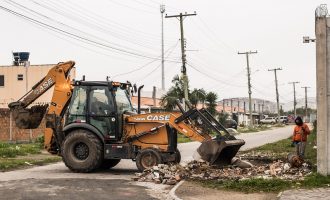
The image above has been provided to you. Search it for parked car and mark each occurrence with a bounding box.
[277,116,288,124]
[260,117,277,124]
[225,119,238,129]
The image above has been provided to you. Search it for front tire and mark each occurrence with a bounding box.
[62,129,103,173]
[136,148,162,171]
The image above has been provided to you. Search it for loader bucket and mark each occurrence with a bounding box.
[11,104,48,129]
[197,138,245,166]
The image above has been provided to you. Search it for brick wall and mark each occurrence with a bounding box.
[0,109,45,142]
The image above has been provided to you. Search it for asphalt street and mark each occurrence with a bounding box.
[0,125,294,200]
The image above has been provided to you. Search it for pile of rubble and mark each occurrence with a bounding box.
[132,157,312,185]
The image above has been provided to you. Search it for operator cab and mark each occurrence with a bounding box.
[65,81,134,142]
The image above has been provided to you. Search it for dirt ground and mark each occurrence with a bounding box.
[175,181,278,200]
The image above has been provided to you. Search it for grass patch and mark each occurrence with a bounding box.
[0,137,61,171]
[0,156,61,171]
[196,178,291,193]
[238,125,271,133]
[0,143,41,158]
[195,172,330,193]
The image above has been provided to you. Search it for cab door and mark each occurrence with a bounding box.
[88,86,117,140]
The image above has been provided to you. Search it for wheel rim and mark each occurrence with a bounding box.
[141,152,157,169]
[73,142,89,160]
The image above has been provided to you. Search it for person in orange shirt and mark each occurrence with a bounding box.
[292,116,310,158]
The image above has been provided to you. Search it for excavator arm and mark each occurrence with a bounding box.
[9,61,75,153]
[126,100,245,166]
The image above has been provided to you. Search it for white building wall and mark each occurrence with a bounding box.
[0,63,75,108]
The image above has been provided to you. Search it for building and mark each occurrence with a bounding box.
[0,58,76,108]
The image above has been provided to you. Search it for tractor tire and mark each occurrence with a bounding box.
[136,148,162,171]
[100,159,121,170]
[61,129,103,173]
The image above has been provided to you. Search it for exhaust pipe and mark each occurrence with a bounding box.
[137,85,144,114]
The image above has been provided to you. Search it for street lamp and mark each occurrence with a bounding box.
[303,36,316,43]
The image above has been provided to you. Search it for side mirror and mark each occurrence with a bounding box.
[133,84,137,93]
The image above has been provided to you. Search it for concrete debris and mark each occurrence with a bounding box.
[132,155,312,185]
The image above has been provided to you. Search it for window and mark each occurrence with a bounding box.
[89,87,113,116]
[115,88,133,113]
[0,75,4,86]
[17,74,23,81]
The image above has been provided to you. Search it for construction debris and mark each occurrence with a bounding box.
[132,156,312,185]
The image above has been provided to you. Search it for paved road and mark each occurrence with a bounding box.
[179,125,294,162]
[0,126,294,200]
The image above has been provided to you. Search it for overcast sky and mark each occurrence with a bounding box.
[0,0,324,103]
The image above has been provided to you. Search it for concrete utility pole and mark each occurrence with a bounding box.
[160,5,165,90]
[314,4,329,175]
[166,12,196,105]
[289,81,299,117]
[238,51,257,127]
[301,86,310,122]
[268,68,283,124]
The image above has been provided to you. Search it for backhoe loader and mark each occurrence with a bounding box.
[8,61,245,172]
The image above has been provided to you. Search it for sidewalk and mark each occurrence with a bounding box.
[174,181,330,200]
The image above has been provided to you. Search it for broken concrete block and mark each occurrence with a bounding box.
[231,157,254,168]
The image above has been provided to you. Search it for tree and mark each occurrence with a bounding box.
[160,75,185,111]
[218,111,229,125]
[205,91,218,116]
[189,88,206,107]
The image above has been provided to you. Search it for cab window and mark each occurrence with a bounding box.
[115,88,133,113]
[67,86,87,123]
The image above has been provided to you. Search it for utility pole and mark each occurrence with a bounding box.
[268,68,283,124]
[301,86,310,122]
[166,12,196,105]
[222,99,225,112]
[160,5,165,90]
[288,81,299,117]
[238,51,257,127]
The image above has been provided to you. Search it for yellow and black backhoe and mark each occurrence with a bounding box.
[9,61,245,172]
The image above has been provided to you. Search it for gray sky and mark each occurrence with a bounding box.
[0,0,323,103]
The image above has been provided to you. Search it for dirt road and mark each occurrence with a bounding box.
[0,125,294,200]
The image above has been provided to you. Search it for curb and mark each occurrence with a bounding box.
[169,180,184,200]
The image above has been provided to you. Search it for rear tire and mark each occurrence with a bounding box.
[62,129,103,173]
[136,148,162,171]
[100,159,121,169]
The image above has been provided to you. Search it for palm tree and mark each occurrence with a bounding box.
[205,91,218,116]
[190,88,206,108]
[160,75,185,111]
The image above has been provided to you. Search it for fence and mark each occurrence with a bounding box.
[0,108,45,142]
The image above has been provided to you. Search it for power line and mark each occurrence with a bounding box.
[186,62,245,88]
[0,5,180,62]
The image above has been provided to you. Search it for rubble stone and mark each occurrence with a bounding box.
[132,154,312,185]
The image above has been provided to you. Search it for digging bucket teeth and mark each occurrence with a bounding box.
[197,138,245,166]
[175,100,246,166]
[10,104,49,129]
